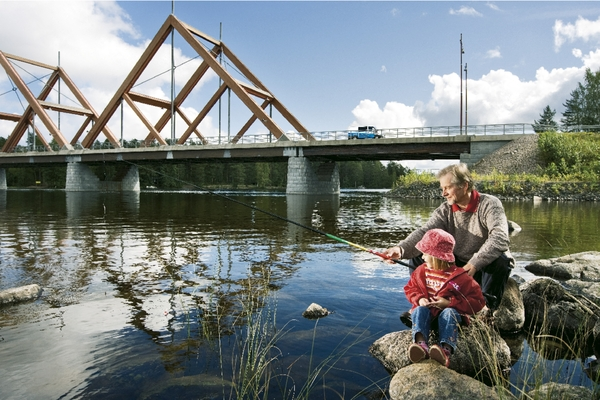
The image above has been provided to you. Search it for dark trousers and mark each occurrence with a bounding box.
[408,254,512,309]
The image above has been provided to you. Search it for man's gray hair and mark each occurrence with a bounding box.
[436,163,474,191]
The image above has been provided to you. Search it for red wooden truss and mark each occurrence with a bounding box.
[0,14,313,153]
[88,14,313,147]
[0,51,119,152]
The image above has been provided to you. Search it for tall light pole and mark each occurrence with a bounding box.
[464,62,468,135]
[460,34,464,135]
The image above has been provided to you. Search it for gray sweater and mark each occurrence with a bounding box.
[398,192,513,270]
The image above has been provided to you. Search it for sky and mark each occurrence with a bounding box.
[1,1,600,170]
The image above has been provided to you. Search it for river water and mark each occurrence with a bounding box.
[0,189,598,399]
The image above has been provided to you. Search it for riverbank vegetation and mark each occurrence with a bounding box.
[391,131,600,200]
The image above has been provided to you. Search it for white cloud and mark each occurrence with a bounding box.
[553,15,600,51]
[572,48,600,70]
[353,59,586,130]
[380,65,387,73]
[449,6,483,17]
[391,8,399,17]
[350,99,424,130]
[486,3,500,12]
[486,47,502,59]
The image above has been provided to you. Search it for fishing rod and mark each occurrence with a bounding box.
[124,161,410,267]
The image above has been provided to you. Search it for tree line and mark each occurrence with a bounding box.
[0,144,408,190]
[533,68,600,132]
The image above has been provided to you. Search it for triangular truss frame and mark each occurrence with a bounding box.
[0,14,313,153]
[87,14,314,146]
[0,51,119,152]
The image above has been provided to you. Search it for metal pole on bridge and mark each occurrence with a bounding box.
[170,1,176,144]
[464,62,468,135]
[460,34,464,135]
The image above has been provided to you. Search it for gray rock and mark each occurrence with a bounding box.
[389,361,515,400]
[524,251,600,282]
[369,318,511,380]
[494,277,525,333]
[522,382,594,400]
[521,278,599,350]
[302,303,331,319]
[562,279,600,306]
[508,220,522,233]
[0,284,43,305]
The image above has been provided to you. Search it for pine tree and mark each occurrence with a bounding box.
[561,68,600,131]
[561,86,584,131]
[533,105,558,132]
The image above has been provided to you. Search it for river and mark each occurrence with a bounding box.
[0,189,598,399]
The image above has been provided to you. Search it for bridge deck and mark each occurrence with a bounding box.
[0,134,528,167]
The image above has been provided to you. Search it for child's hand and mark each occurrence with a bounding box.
[418,298,430,307]
[429,296,450,309]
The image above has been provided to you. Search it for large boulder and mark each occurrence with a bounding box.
[494,277,525,333]
[369,318,511,381]
[525,251,600,282]
[521,277,599,351]
[0,284,43,305]
[389,361,516,400]
[522,382,595,400]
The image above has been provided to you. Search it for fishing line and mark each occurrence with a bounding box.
[124,160,409,266]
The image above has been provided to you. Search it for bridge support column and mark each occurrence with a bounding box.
[286,156,340,195]
[0,169,6,190]
[65,163,140,192]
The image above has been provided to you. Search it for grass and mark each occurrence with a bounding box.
[191,262,389,400]
[186,267,600,399]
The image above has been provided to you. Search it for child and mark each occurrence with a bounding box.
[403,228,485,367]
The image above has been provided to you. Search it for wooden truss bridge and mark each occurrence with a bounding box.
[0,14,314,154]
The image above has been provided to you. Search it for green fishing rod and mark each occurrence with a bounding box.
[126,161,410,267]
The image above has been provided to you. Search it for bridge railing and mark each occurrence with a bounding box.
[11,123,599,153]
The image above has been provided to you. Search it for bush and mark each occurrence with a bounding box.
[538,131,600,178]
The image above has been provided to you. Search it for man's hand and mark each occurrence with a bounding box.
[462,263,478,277]
[383,246,403,264]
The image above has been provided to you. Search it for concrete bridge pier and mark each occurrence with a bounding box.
[0,168,6,190]
[65,162,140,192]
[286,156,340,195]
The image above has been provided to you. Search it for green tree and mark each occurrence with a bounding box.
[561,68,600,131]
[255,163,271,188]
[532,105,558,132]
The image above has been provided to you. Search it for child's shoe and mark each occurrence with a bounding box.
[408,341,429,363]
[429,344,451,367]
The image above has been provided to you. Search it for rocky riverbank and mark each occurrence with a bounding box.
[369,251,600,400]
[387,180,600,202]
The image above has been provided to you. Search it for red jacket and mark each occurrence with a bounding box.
[404,264,486,325]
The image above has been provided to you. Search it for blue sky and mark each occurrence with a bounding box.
[2,1,600,169]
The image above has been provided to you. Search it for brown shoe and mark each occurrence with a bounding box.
[408,342,429,363]
[430,344,451,367]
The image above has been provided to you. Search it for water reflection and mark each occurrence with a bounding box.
[0,191,599,399]
[285,194,340,241]
[66,191,140,219]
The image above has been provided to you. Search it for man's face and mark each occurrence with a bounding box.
[439,173,469,206]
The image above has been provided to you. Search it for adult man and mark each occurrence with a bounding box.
[385,163,514,317]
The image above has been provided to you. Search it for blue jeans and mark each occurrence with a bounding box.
[411,306,462,352]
